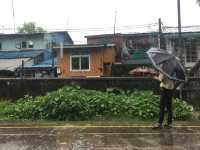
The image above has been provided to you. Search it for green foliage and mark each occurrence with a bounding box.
[7,86,194,121]
[173,98,194,120]
[17,22,46,33]
[0,101,15,120]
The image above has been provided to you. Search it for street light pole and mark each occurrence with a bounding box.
[177,0,181,35]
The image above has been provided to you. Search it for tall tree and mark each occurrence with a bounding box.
[17,22,46,33]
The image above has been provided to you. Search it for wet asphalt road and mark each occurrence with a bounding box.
[0,125,200,150]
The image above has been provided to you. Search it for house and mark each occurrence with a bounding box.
[54,44,116,77]
[86,33,157,76]
[22,58,57,78]
[0,49,54,78]
[86,33,158,64]
[0,31,73,77]
[86,32,200,76]
[0,31,73,51]
[164,32,200,69]
[188,61,200,77]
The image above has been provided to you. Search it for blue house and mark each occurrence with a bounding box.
[0,31,73,77]
[0,31,73,51]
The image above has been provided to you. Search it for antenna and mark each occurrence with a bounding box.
[12,0,16,33]
[66,17,69,31]
[1,26,5,34]
[114,11,117,34]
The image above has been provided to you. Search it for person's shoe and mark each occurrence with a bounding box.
[164,123,173,129]
[152,123,163,129]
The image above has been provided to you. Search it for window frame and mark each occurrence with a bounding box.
[21,41,27,49]
[185,40,197,63]
[28,41,34,48]
[70,55,90,72]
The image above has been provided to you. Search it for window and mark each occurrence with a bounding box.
[22,41,27,48]
[186,40,197,63]
[16,42,21,49]
[16,41,34,49]
[28,41,34,48]
[46,41,56,49]
[70,55,90,71]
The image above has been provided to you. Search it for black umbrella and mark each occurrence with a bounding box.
[146,48,186,82]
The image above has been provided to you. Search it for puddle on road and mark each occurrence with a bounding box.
[0,127,200,149]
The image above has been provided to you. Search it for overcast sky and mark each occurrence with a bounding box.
[0,0,200,43]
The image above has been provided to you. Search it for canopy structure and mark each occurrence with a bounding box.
[0,58,30,71]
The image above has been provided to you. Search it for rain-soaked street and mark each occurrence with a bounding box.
[0,123,200,150]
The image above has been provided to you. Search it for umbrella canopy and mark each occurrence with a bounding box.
[129,67,157,76]
[146,48,186,82]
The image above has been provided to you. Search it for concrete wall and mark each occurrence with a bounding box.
[0,77,159,100]
[0,77,199,107]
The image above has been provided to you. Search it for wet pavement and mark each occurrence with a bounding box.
[0,124,200,150]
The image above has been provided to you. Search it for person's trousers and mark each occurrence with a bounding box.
[158,88,173,124]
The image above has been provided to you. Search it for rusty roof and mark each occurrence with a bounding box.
[53,44,115,49]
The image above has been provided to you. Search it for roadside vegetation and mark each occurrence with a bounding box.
[0,86,195,121]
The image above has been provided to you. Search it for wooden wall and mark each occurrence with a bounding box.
[56,47,115,77]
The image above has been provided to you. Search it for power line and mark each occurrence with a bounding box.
[0,23,158,33]
[162,25,200,33]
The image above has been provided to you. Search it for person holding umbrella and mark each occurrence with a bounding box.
[152,72,174,129]
[146,48,186,129]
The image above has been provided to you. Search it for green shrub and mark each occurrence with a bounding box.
[173,98,194,120]
[0,101,15,120]
[10,86,194,121]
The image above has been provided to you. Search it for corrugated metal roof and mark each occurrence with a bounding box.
[85,32,159,39]
[85,32,200,39]
[121,58,152,65]
[85,33,122,38]
[0,31,73,44]
[0,31,66,37]
[53,44,115,49]
[164,32,200,38]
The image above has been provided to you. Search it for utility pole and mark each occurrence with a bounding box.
[66,17,69,31]
[158,18,162,49]
[113,11,117,35]
[177,0,181,35]
[12,0,16,33]
[177,0,184,100]
[177,0,184,65]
